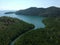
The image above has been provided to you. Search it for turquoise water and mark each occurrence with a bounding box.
[0,11,45,29]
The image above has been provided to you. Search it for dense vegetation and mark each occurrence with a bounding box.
[15,6,60,17]
[0,16,34,45]
[14,17,60,45]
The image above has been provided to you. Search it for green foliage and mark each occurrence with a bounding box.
[0,16,34,45]
[14,17,60,45]
[43,17,60,30]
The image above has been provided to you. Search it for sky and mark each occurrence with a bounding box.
[0,0,60,10]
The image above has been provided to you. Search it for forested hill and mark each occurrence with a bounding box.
[14,17,60,45]
[0,16,34,45]
[15,6,60,17]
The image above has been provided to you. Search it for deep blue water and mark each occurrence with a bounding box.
[0,11,45,29]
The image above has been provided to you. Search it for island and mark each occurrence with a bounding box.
[5,12,15,14]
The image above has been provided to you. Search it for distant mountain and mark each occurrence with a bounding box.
[40,6,60,17]
[15,7,45,15]
[15,6,60,17]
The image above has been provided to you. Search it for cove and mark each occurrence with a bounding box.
[0,11,45,45]
[0,11,45,29]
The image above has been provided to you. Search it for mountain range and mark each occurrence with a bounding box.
[15,6,60,17]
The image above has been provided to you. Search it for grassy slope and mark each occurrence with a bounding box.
[0,16,34,45]
[14,17,60,45]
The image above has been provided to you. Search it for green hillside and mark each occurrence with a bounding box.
[0,16,34,45]
[14,17,60,45]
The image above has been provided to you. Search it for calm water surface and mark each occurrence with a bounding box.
[0,11,45,29]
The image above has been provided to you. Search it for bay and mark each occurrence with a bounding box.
[0,11,45,29]
[0,11,45,45]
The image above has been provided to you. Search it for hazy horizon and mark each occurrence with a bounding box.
[0,0,60,10]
